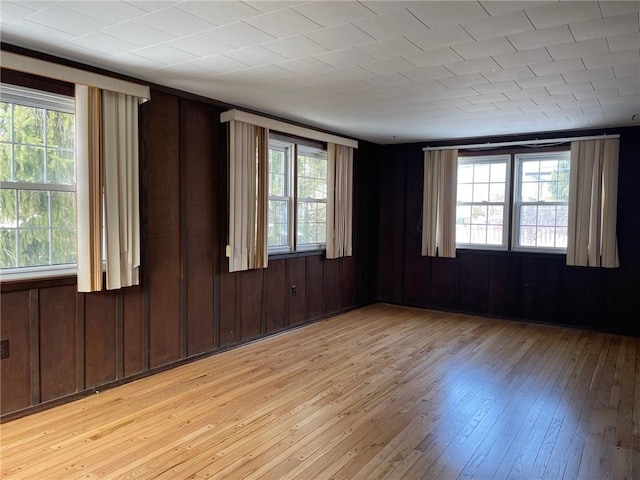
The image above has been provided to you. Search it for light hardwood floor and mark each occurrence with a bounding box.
[1,303,638,479]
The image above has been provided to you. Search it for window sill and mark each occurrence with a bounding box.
[268,249,325,261]
[456,247,566,259]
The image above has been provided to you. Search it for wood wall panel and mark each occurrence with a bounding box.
[341,256,356,310]
[429,257,458,309]
[377,149,406,303]
[560,267,603,328]
[458,253,489,314]
[239,269,263,342]
[218,272,237,348]
[265,260,286,333]
[84,291,117,388]
[182,99,215,356]
[39,286,77,402]
[520,257,562,323]
[305,255,324,321]
[403,151,431,307]
[353,143,379,306]
[122,285,143,377]
[0,291,31,414]
[145,90,182,368]
[287,257,306,327]
[323,259,341,315]
[488,255,521,318]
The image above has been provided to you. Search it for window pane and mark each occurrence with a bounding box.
[18,190,49,227]
[52,227,76,264]
[472,183,489,202]
[490,162,506,182]
[489,183,505,202]
[456,223,470,244]
[557,205,568,226]
[471,205,488,225]
[520,205,537,225]
[0,143,11,181]
[457,183,472,202]
[474,163,490,182]
[13,105,44,146]
[0,189,17,227]
[19,227,49,267]
[537,205,556,226]
[268,199,288,247]
[458,164,473,183]
[470,225,487,244]
[456,205,471,227]
[520,225,537,246]
[521,182,538,201]
[487,226,503,245]
[556,227,568,248]
[46,110,74,149]
[0,228,17,268]
[0,103,11,142]
[488,206,503,225]
[51,192,76,227]
[537,227,556,247]
[14,145,45,183]
[46,149,75,185]
[521,160,539,179]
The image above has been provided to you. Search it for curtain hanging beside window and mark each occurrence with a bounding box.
[228,120,269,272]
[422,149,458,258]
[567,138,620,268]
[326,143,353,259]
[76,85,144,291]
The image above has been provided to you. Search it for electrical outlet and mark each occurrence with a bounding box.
[291,285,297,297]
[0,339,9,360]
[523,283,531,295]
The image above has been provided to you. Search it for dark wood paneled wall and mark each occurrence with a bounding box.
[377,126,640,336]
[1,87,376,419]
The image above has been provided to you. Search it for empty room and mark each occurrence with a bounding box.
[1,1,639,478]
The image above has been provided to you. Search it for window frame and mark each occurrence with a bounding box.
[512,150,571,254]
[267,139,294,254]
[455,148,571,254]
[267,134,327,255]
[0,83,77,281]
[456,154,511,251]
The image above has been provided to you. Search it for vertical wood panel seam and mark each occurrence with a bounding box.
[115,292,124,380]
[179,98,188,359]
[140,96,150,372]
[29,289,40,406]
[76,293,85,392]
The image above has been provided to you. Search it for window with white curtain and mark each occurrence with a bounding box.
[267,135,327,253]
[456,149,570,253]
[0,83,76,278]
[513,151,570,252]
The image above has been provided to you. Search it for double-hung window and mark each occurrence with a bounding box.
[513,151,570,251]
[1,83,76,277]
[456,155,510,249]
[267,135,327,253]
[456,150,570,253]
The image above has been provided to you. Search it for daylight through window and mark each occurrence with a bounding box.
[0,84,76,274]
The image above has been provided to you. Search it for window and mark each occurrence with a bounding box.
[267,136,327,253]
[0,84,76,277]
[456,155,510,249]
[514,152,570,251]
[456,150,570,253]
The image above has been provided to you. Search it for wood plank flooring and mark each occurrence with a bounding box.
[1,303,638,479]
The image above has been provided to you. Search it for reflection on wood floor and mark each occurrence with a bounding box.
[1,303,638,479]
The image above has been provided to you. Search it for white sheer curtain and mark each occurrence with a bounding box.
[567,138,620,268]
[422,149,458,258]
[76,85,144,292]
[326,143,353,259]
[228,120,268,272]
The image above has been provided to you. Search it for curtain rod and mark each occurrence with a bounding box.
[423,133,620,151]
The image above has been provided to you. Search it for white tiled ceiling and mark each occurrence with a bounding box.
[0,0,638,143]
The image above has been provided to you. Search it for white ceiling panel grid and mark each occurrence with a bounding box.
[0,0,637,143]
